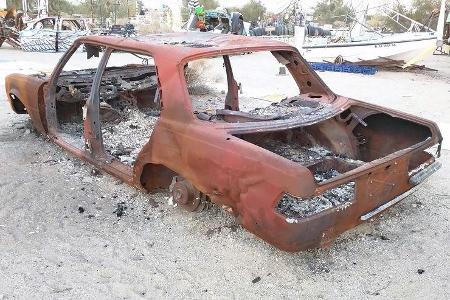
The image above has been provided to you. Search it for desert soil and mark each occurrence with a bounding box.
[0,45,449,299]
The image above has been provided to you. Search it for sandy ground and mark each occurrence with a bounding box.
[0,44,449,299]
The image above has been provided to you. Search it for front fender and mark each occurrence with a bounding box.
[5,73,48,134]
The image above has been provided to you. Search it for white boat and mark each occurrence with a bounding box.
[262,0,446,66]
[301,32,438,65]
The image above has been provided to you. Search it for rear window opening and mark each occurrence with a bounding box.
[184,50,334,123]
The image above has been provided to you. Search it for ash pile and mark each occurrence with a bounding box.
[101,99,160,165]
[259,140,335,166]
[278,171,355,220]
[248,97,335,121]
[258,143,361,219]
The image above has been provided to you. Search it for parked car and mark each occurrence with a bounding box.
[109,23,136,37]
[4,33,442,251]
[19,16,89,52]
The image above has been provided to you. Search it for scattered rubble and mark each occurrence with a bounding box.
[191,92,336,123]
[278,183,355,220]
[113,202,128,217]
[252,276,261,284]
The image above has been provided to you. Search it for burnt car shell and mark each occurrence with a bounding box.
[4,33,443,252]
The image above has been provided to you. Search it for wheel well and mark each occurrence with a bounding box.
[140,163,177,192]
[9,93,27,114]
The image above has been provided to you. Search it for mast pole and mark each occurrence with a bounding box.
[436,0,446,45]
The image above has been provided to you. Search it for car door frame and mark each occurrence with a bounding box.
[45,40,161,184]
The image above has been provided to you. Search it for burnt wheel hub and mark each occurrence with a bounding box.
[171,178,202,212]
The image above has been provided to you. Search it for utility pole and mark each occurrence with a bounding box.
[90,0,95,23]
[22,0,28,18]
[126,0,130,21]
[113,0,120,25]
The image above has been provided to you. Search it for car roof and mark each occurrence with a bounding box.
[79,32,295,62]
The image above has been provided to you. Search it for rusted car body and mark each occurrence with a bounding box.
[5,33,442,252]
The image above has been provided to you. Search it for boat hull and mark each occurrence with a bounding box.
[259,33,437,65]
[302,35,437,64]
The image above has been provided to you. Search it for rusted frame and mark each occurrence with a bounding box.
[86,47,160,163]
[223,55,239,111]
[83,47,113,158]
[6,34,441,251]
[45,40,162,181]
[46,40,88,137]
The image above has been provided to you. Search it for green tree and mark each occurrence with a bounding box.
[49,0,77,16]
[373,0,444,33]
[6,0,24,10]
[181,0,190,22]
[382,0,411,32]
[313,0,355,27]
[226,6,241,13]
[72,0,137,24]
[410,0,441,29]
[200,0,219,10]
[239,0,266,22]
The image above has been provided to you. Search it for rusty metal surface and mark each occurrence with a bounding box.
[4,32,443,252]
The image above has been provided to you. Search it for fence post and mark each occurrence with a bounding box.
[55,30,59,52]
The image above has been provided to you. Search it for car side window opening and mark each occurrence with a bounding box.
[61,20,78,31]
[55,43,103,148]
[34,18,55,30]
[186,51,304,122]
[98,50,160,166]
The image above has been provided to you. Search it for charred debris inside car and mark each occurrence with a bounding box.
[5,33,442,252]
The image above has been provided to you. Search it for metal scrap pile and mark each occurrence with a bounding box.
[56,65,158,103]
[0,8,23,48]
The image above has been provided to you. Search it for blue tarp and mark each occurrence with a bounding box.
[309,62,378,75]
